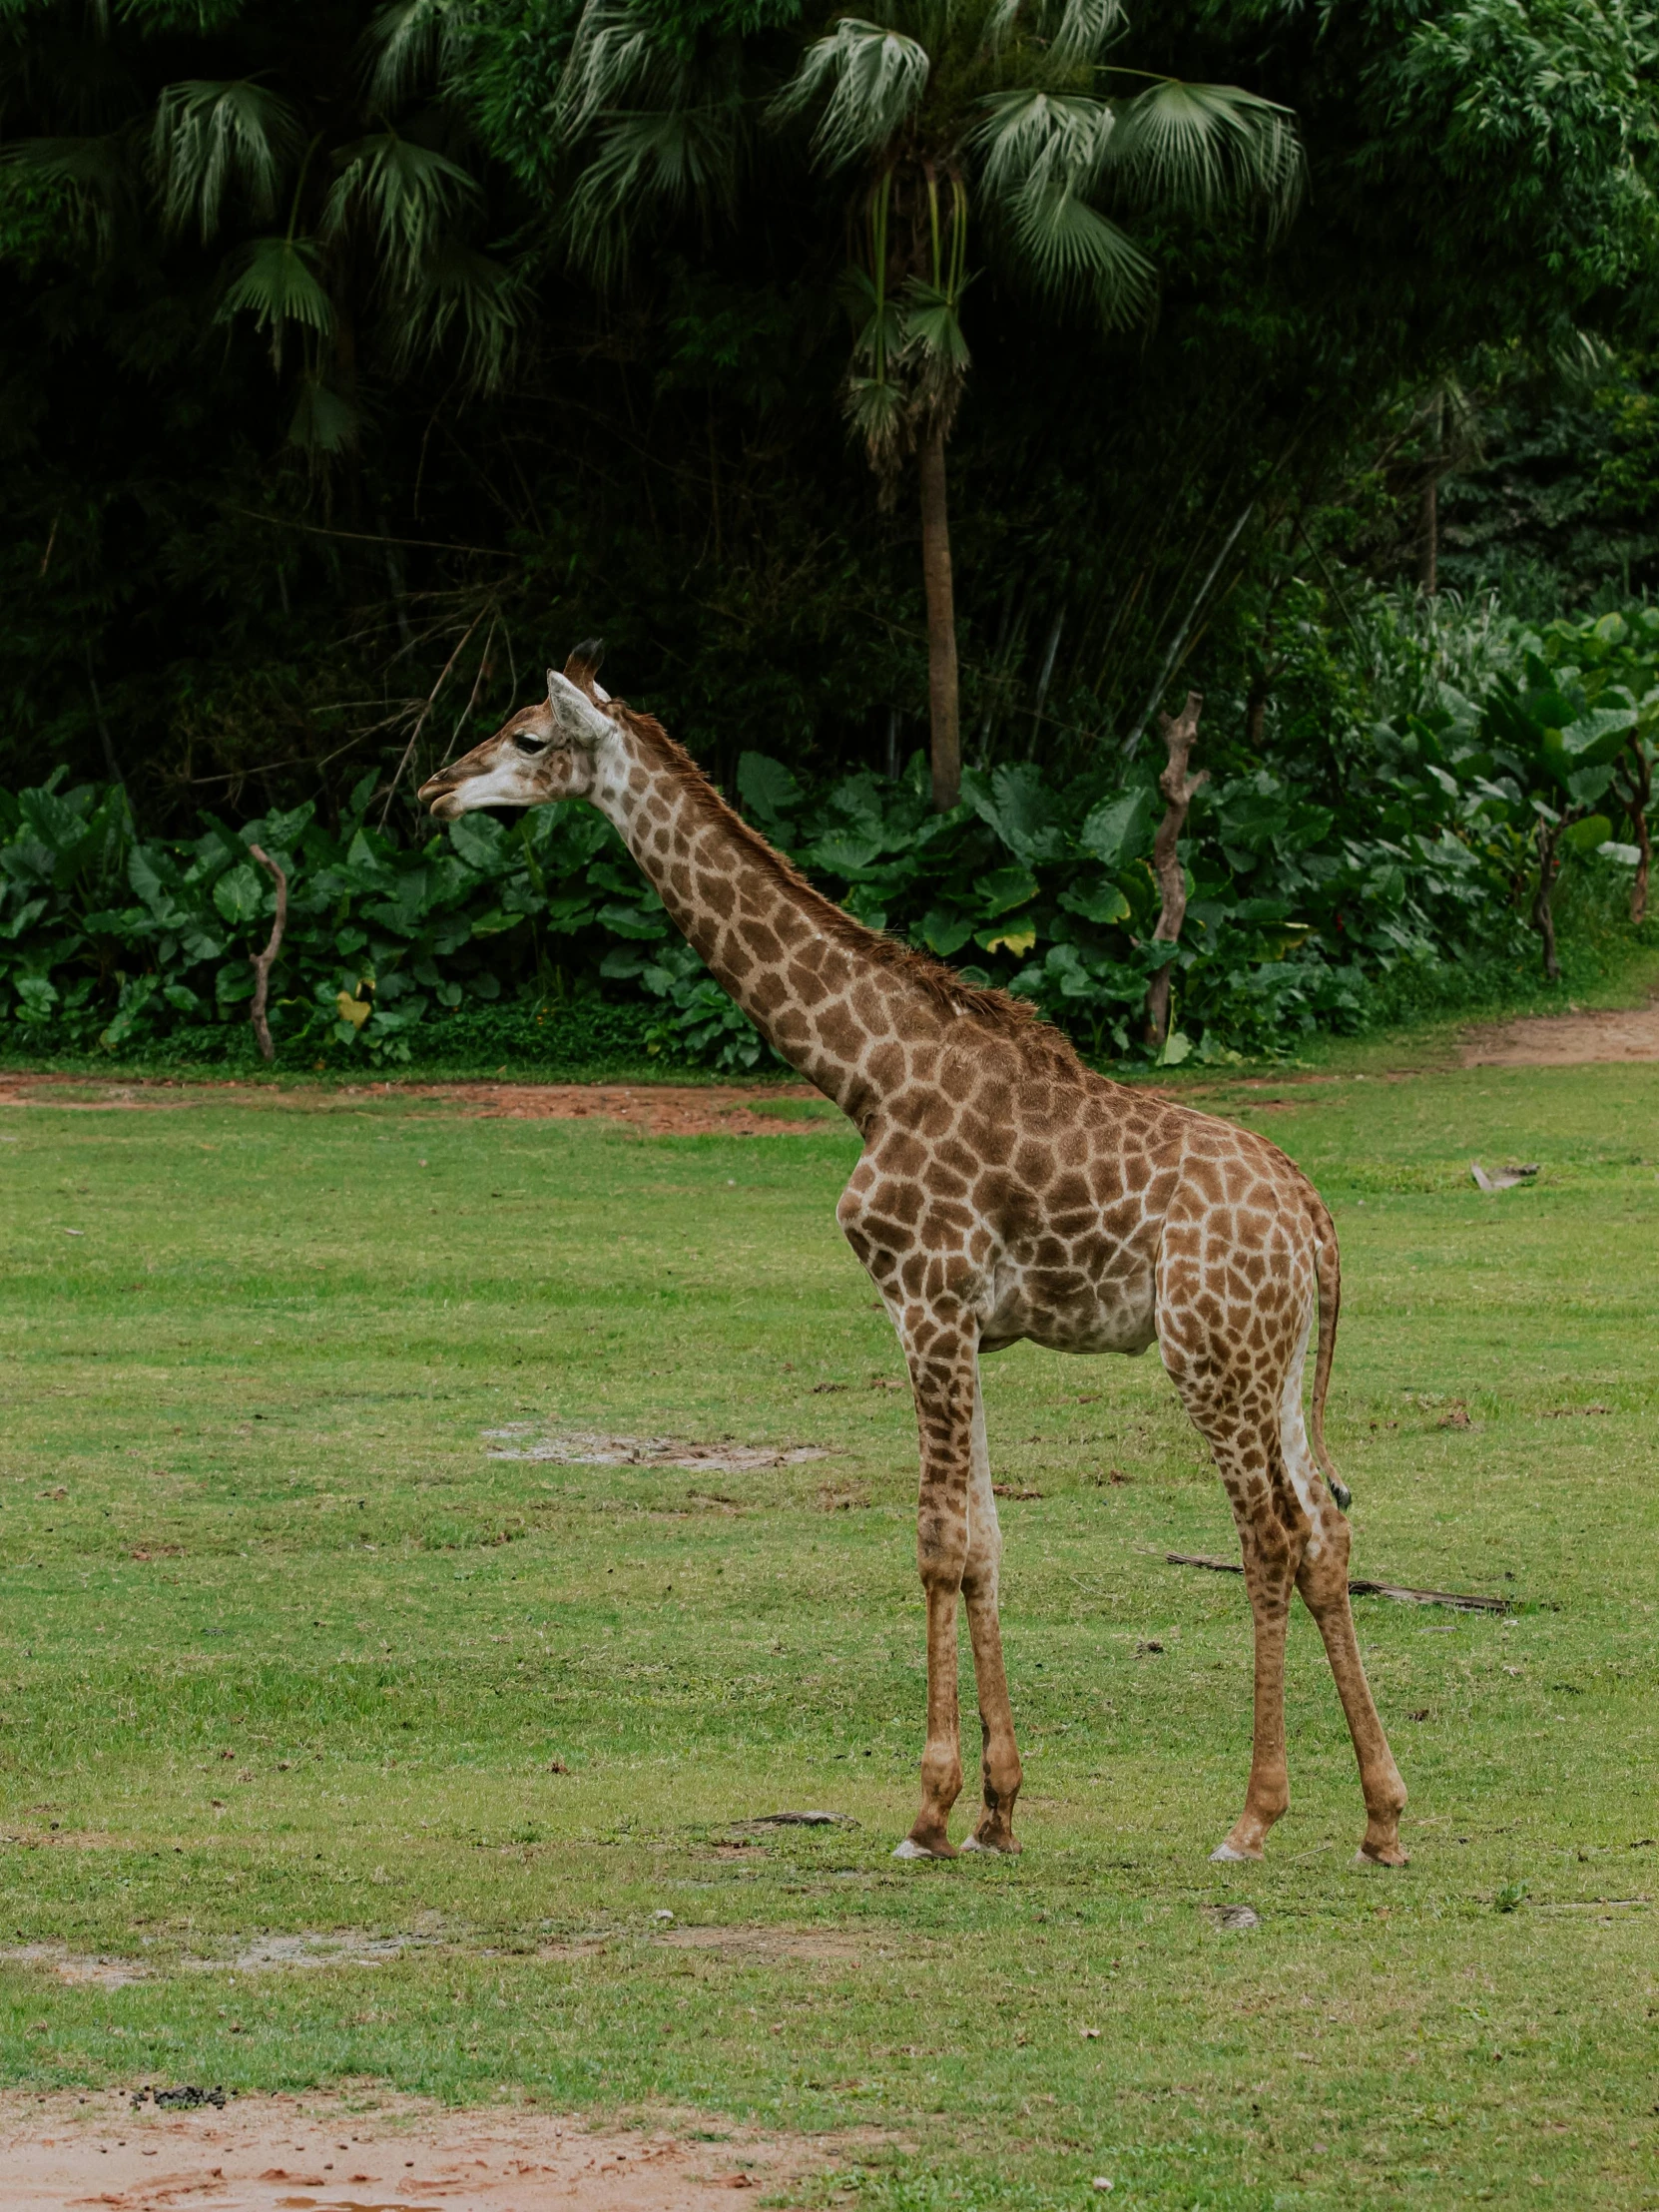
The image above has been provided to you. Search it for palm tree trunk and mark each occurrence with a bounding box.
[918,426,960,813]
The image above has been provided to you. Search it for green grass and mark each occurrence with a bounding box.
[1,1064,1657,2208]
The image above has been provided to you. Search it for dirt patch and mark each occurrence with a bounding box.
[1,1933,440,1986]
[0,1073,845,1137]
[484,1428,831,1472]
[0,1942,150,1988]
[656,1925,869,1965]
[420,1082,846,1137]
[0,2088,853,2210]
[1459,999,1659,1067]
[195,1932,443,1974]
[0,1828,132,1852]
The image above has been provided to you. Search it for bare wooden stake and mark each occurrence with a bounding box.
[247,842,288,1066]
[1144,691,1209,1050]
[1166,1550,1510,1615]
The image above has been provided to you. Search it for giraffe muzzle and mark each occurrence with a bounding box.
[417,771,465,818]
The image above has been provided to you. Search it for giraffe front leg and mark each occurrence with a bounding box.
[959,1372,1022,1855]
[893,1323,978,1861]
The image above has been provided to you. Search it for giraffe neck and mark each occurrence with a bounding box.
[591,712,949,1112]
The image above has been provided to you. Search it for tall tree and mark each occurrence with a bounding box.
[8,2,519,463]
[537,0,1302,808]
[770,0,1302,806]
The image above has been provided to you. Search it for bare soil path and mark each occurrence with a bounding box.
[0,2089,846,2210]
[1456,996,1659,1066]
[1,989,1654,1135]
[0,1076,835,1137]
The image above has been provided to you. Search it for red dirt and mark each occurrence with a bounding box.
[0,1075,840,1137]
[0,2089,853,2210]
[2,992,1654,1139]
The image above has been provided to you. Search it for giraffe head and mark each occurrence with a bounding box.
[417,641,615,820]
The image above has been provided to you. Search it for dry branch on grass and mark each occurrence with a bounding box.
[1166,1550,1510,1613]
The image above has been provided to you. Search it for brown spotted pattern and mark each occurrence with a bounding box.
[418,655,1407,1869]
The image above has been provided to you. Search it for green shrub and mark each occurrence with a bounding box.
[0,611,1650,1074]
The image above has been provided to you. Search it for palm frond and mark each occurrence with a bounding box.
[1007,177,1154,320]
[3,134,135,261]
[772,18,930,169]
[391,234,523,391]
[843,369,910,488]
[151,79,302,240]
[899,276,971,438]
[1105,79,1304,233]
[901,277,971,376]
[323,133,480,292]
[562,102,741,281]
[1047,0,1129,66]
[971,88,1115,204]
[286,370,359,455]
[983,0,1125,62]
[841,263,905,374]
[362,0,475,112]
[558,0,663,133]
[550,1,748,282]
[214,232,332,367]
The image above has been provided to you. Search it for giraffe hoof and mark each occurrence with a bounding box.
[892,1836,956,1861]
[1210,1841,1264,1864]
[1355,1843,1408,1869]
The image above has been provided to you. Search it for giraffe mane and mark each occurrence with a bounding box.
[609,701,1085,1069]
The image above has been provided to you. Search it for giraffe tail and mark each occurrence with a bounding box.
[1310,1206,1351,1513]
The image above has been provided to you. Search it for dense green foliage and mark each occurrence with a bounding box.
[4,0,1659,1063]
[0,601,1650,1066]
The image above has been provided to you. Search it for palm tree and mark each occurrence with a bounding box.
[775,1,1303,807]
[11,16,520,460]
[542,0,1303,808]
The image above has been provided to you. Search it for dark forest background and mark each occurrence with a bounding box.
[3,0,1658,1071]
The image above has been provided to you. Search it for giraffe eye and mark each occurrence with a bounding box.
[511,733,550,756]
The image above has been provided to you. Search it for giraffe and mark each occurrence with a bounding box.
[418,646,1407,1869]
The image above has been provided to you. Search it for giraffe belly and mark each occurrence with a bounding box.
[982,1267,1157,1357]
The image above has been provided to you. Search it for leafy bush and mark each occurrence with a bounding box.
[1,612,1650,1073]
[0,768,664,1067]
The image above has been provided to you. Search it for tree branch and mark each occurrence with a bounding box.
[247,843,288,1066]
[1144,691,1209,1050]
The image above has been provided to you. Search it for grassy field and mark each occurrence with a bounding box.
[1,1058,1656,2208]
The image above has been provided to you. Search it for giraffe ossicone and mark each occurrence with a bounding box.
[418,648,1408,1871]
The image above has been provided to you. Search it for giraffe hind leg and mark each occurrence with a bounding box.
[1295,1527,1407,1865]
[1278,1311,1407,1864]
[1163,1310,1312,1861]
[959,1372,1022,1853]
[1212,1428,1304,1863]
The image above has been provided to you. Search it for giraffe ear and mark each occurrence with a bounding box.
[563,638,606,700]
